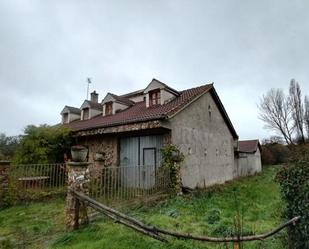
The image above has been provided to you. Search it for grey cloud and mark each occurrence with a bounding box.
[0,0,308,140]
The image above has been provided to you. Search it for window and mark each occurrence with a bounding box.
[149,90,161,106]
[105,102,113,115]
[63,113,69,123]
[82,108,89,120]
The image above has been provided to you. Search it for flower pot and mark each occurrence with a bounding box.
[94,152,105,162]
[71,145,88,162]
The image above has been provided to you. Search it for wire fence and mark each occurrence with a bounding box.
[89,165,170,204]
[9,163,67,192]
[8,163,170,204]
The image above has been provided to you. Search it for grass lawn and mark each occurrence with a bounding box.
[0,166,287,249]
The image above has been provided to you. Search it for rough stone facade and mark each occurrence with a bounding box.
[76,124,171,176]
[165,92,237,189]
[163,132,172,147]
[75,120,164,137]
[78,135,118,166]
[0,161,10,206]
[66,162,90,230]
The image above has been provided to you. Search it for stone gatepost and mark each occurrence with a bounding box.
[65,162,90,230]
[0,161,10,206]
[173,162,182,195]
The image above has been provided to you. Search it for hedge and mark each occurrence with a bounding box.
[276,162,309,249]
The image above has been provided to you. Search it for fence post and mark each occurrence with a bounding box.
[65,162,90,230]
[0,161,10,207]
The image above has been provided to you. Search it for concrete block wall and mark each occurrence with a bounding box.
[168,92,236,189]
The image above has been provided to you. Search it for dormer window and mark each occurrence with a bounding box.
[101,93,134,116]
[149,89,161,106]
[82,108,89,120]
[60,105,81,124]
[144,79,179,108]
[105,102,113,115]
[63,113,69,124]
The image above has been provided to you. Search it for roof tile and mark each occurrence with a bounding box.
[239,140,260,153]
[67,84,212,132]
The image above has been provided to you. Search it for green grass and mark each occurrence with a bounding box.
[0,166,287,249]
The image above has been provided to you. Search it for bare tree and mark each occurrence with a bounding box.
[304,96,309,140]
[289,79,305,143]
[258,88,294,145]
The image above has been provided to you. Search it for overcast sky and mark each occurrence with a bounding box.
[0,0,308,140]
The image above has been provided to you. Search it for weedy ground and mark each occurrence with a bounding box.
[0,166,287,249]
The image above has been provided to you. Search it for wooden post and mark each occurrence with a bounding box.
[0,161,10,207]
[233,242,240,249]
[65,162,90,230]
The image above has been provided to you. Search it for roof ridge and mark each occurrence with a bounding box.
[178,83,214,93]
[66,82,222,133]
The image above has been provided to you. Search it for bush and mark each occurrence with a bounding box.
[13,125,72,164]
[161,145,184,193]
[261,143,290,165]
[0,133,20,160]
[276,161,309,249]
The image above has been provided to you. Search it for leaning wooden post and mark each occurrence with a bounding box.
[233,242,240,249]
[65,162,90,230]
[0,161,10,207]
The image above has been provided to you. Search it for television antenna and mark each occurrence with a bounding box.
[86,77,92,100]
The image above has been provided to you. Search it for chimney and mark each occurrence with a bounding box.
[90,91,99,103]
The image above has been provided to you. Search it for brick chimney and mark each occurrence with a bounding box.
[90,91,98,103]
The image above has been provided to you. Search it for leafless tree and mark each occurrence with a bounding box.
[258,88,294,145]
[289,79,305,143]
[304,96,309,140]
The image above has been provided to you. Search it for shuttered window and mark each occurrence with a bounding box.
[105,102,113,115]
[149,90,161,106]
[82,108,89,120]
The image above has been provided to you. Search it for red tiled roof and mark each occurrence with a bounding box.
[239,140,260,153]
[61,106,81,115]
[83,100,102,110]
[108,93,135,106]
[67,84,213,132]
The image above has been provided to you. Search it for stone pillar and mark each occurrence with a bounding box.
[0,161,10,206]
[173,162,182,195]
[65,162,90,230]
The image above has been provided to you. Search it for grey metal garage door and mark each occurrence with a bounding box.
[120,135,164,188]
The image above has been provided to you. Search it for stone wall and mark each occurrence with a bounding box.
[77,135,118,167]
[76,128,171,172]
[163,132,172,147]
[75,120,164,137]
[0,161,10,206]
[66,162,90,230]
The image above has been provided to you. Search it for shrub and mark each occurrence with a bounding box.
[276,161,309,249]
[161,145,184,193]
[261,143,290,165]
[13,125,72,164]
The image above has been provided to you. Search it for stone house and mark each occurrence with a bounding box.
[61,78,262,189]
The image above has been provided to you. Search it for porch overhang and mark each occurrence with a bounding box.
[73,120,170,137]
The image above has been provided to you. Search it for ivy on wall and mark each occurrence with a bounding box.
[161,145,184,194]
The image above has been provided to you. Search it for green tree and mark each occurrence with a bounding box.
[0,133,20,160]
[13,125,72,164]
